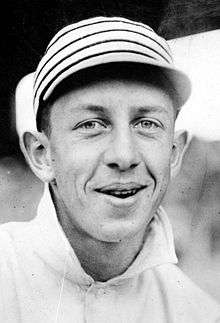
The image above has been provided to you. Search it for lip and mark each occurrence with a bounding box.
[95,185,147,208]
[95,182,146,191]
[94,182,147,205]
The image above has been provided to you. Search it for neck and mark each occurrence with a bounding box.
[51,187,147,282]
[62,223,146,281]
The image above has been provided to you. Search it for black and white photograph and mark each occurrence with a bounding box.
[0,1,220,322]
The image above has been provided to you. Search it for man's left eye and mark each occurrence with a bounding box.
[80,121,103,129]
[134,119,160,131]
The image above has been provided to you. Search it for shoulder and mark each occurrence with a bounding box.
[0,220,31,237]
[0,220,36,261]
[154,263,220,321]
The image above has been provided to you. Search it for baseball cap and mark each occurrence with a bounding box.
[33,16,191,115]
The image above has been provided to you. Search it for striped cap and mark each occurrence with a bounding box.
[33,16,191,114]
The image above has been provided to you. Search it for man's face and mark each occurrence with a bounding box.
[47,78,176,242]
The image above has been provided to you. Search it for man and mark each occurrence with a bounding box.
[0,16,219,322]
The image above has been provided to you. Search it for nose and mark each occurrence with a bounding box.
[103,128,140,172]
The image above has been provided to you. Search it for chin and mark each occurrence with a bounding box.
[94,217,147,243]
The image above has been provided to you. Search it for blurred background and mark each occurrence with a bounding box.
[0,0,220,302]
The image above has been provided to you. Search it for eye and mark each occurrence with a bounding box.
[73,119,109,134]
[78,120,103,129]
[134,119,161,131]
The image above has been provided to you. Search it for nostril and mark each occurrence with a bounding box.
[130,163,138,169]
[107,162,138,171]
[108,162,118,169]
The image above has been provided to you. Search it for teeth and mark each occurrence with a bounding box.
[102,188,139,198]
[96,185,146,199]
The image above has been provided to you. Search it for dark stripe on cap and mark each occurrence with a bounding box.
[35,49,157,104]
[47,18,154,52]
[35,39,168,97]
[35,29,171,86]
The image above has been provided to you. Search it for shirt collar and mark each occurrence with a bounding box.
[32,184,177,285]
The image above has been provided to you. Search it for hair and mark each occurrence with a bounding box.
[36,62,179,136]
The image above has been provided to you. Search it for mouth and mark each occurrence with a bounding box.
[95,184,146,199]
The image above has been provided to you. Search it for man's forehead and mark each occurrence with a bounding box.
[51,78,174,120]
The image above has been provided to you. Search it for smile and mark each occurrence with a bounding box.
[95,183,146,199]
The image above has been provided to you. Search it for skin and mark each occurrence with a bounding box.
[25,78,185,281]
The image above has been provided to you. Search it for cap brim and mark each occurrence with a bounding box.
[41,53,191,109]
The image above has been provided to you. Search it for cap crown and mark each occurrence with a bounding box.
[33,16,190,114]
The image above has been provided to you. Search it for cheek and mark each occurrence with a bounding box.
[142,139,172,182]
[155,148,173,192]
[51,140,102,193]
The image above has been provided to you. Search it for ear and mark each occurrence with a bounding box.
[170,130,191,179]
[22,131,55,183]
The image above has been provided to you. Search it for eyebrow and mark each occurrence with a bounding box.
[133,106,170,116]
[74,104,110,116]
[73,104,170,118]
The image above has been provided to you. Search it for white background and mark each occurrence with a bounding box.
[169,29,220,140]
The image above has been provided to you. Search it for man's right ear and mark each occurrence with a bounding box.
[22,131,55,183]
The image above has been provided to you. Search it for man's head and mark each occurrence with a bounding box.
[24,16,190,243]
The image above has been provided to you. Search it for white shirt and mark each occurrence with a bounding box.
[0,185,219,323]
